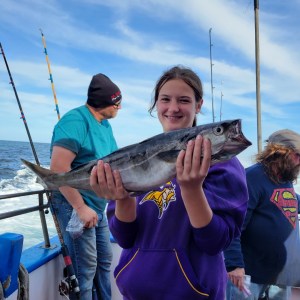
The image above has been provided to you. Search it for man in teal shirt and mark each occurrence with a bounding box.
[50,73,122,300]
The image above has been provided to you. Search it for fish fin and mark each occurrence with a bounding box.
[128,190,146,196]
[21,159,54,190]
[156,150,180,162]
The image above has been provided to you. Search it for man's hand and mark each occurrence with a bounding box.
[76,204,98,228]
[228,267,245,291]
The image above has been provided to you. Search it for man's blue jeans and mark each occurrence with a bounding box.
[50,192,112,300]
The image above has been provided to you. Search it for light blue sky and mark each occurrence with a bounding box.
[0,0,300,169]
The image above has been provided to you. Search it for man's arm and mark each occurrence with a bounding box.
[50,146,98,228]
[224,237,245,291]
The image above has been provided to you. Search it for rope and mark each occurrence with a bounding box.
[0,281,4,300]
[0,263,29,300]
[17,263,29,300]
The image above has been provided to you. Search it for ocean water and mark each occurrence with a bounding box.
[1,139,300,251]
[0,140,57,249]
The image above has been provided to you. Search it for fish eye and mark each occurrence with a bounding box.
[213,125,224,136]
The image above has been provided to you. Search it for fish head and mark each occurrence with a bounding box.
[192,119,252,165]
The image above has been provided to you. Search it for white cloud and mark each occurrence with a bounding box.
[0,0,299,150]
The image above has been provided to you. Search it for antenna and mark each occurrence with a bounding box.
[209,28,215,123]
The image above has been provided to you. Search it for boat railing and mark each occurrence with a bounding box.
[0,189,52,248]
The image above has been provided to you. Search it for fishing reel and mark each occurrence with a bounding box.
[58,267,71,297]
[59,278,70,297]
[59,267,81,299]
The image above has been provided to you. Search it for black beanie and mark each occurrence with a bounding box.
[87,73,122,108]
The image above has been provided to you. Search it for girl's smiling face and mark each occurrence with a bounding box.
[156,79,202,132]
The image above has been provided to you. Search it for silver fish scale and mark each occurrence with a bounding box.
[21,119,252,194]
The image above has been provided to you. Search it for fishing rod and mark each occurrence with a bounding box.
[52,211,80,299]
[0,42,52,249]
[209,28,216,123]
[0,43,40,165]
[1,42,80,299]
[39,31,80,299]
[40,29,61,120]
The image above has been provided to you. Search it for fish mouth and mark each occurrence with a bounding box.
[222,119,252,153]
[232,132,252,147]
[226,124,252,152]
[224,136,252,153]
[212,134,252,164]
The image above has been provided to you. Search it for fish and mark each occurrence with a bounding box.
[22,119,252,196]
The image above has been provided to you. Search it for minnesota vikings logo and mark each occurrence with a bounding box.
[140,181,176,219]
[270,188,298,228]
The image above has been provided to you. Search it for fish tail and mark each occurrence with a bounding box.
[21,159,54,190]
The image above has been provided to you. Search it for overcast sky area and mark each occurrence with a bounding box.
[0,0,300,186]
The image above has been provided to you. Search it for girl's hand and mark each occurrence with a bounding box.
[90,160,129,201]
[176,135,213,228]
[176,135,211,189]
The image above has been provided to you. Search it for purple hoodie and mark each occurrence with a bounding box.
[107,157,248,299]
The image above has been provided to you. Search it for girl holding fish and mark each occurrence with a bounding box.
[90,65,249,299]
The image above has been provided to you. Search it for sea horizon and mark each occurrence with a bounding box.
[0,139,299,250]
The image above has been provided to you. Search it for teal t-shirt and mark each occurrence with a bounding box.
[50,105,118,213]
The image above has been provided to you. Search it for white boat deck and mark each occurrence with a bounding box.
[6,236,123,300]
